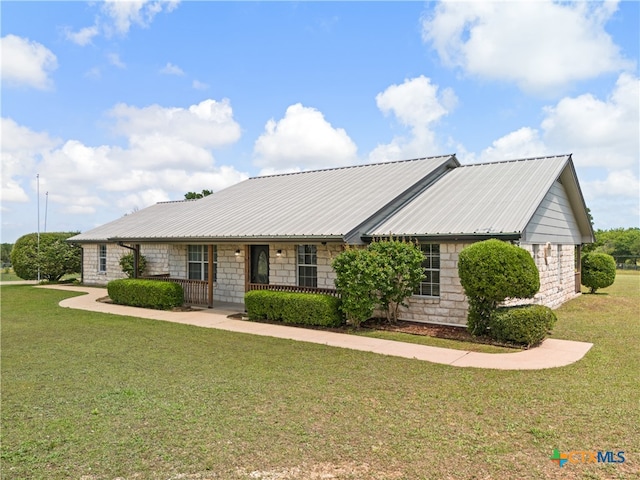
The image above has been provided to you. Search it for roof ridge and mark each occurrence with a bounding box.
[459,154,571,168]
[249,154,457,180]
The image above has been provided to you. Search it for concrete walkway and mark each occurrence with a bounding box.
[37,284,593,370]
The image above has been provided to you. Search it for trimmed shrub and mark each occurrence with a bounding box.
[108,279,184,310]
[581,252,616,294]
[459,239,540,336]
[245,290,343,327]
[489,305,557,346]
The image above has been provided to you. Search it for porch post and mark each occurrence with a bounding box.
[207,244,214,308]
[133,244,140,279]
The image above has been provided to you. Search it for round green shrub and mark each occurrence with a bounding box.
[489,304,557,346]
[581,252,616,294]
[458,239,540,335]
[10,232,81,282]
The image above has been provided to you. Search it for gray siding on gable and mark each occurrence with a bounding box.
[523,181,582,244]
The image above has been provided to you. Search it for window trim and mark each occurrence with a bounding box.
[187,245,217,282]
[297,244,318,288]
[413,243,440,298]
[98,244,107,273]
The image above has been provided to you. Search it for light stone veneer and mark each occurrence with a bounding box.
[81,241,579,326]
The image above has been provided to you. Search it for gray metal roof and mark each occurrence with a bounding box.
[69,155,457,243]
[367,155,574,238]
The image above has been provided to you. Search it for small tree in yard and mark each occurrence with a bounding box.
[581,252,616,294]
[458,239,540,336]
[332,239,425,326]
[119,253,147,278]
[332,247,378,328]
[368,239,425,323]
[11,232,81,282]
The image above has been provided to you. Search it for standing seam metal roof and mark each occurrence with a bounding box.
[367,155,571,237]
[68,155,456,242]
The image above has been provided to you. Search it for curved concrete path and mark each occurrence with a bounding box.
[37,285,593,370]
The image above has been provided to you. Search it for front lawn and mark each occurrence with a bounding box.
[1,273,638,479]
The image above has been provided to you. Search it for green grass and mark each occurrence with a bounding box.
[2,273,639,480]
[0,268,22,282]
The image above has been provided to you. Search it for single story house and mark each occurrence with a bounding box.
[68,154,594,326]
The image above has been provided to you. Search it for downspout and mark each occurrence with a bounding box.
[117,242,140,278]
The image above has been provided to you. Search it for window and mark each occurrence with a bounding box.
[297,245,317,287]
[414,244,440,297]
[98,244,107,273]
[188,245,217,281]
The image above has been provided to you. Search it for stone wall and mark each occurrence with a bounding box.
[396,242,471,326]
[267,243,341,289]
[82,242,171,285]
[506,243,579,308]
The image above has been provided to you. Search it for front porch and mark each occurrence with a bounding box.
[143,276,339,308]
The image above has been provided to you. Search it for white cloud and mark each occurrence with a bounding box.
[1,118,60,203]
[369,76,456,162]
[64,25,99,46]
[160,62,184,75]
[0,35,58,90]
[1,99,247,222]
[101,0,180,36]
[107,53,126,69]
[64,0,180,46]
[541,73,639,169]
[109,98,242,149]
[479,127,548,162]
[253,103,358,172]
[423,0,633,93]
[586,170,640,199]
[192,80,209,90]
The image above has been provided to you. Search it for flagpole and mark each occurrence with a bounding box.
[37,174,41,282]
[44,191,48,232]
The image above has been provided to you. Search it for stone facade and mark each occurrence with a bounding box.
[506,243,579,308]
[396,242,471,326]
[81,240,579,326]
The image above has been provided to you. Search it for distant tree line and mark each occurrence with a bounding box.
[583,227,640,266]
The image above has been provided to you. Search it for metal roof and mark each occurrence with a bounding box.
[367,155,573,238]
[69,155,457,243]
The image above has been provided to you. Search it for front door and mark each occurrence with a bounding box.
[250,245,269,284]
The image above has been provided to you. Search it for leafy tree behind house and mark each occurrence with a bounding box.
[184,190,213,200]
[1,243,13,267]
[583,227,640,265]
[458,239,540,336]
[10,232,81,282]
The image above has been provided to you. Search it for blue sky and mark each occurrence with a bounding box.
[1,0,638,243]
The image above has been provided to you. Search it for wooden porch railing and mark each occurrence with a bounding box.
[247,283,340,297]
[142,276,208,305]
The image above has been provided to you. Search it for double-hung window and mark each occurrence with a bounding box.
[297,245,317,287]
[414,244,440,297]
[98,244,107,273]
[188,245,217,281]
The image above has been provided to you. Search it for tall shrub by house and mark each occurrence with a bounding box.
[367,239,425,323]
[581,252,616,294]
[331,247,378,327]
[332,239,425,325]
[458,239,540,336]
